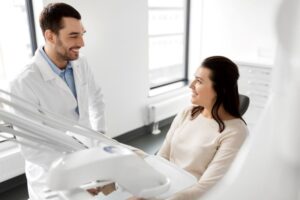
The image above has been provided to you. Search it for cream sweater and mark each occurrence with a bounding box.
[158,107,248,200]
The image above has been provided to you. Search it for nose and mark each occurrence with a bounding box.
[189,79,196,89]
[78,35,85,47]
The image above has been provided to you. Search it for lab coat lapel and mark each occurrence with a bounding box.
[53,77,75,97]
[71,60,84,116]
[34,48,77,99]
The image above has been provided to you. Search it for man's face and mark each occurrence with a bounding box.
[52,17,86,61]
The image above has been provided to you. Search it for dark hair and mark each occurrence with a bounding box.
[39,3,81,35]
[191,56,245,132]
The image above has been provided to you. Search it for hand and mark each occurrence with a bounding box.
[86,182,116,196]
[101,182,116,195]
[87,186,102,196]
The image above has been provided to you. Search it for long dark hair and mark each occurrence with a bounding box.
[191,56,245,132]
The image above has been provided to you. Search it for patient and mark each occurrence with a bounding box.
[153,56,249,200]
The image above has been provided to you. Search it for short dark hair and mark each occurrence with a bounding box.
[191,56,245,132]
[39,3,81,35]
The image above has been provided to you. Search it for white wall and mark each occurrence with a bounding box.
[206,0,281,64]
[190,0,281,65]
[188,0,203,79]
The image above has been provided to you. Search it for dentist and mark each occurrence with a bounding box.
[11,3,105,199]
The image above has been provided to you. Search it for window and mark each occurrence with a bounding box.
[148,0,190,91]
[0,0,37,142]
[0,0,37,90]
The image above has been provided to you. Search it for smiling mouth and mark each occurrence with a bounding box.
[191,91,198,96]
[70,48,80,53]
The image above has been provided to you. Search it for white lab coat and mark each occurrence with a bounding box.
[10,47,105,200]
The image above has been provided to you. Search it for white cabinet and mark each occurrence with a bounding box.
[237,62,273,130]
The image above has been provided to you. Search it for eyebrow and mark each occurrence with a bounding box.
[69,30,86,36]
[194,75,205,81]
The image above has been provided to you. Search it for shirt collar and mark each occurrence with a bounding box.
[39,47,73,77]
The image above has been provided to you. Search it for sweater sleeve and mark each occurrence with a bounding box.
[167,127,247,200]
[157,108,190,160]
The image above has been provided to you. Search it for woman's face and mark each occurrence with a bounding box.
[189,67,217,108]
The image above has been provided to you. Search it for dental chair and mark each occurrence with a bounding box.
[239,94,250,116]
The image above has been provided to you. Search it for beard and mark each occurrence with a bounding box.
[55,37,80,62]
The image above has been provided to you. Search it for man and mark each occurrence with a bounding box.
[11,3,106,199]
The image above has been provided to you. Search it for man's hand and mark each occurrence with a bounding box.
[87,187,102,196]
[102,182,116,195]
[86,183,116,196]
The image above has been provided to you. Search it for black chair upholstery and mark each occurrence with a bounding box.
[239,94,250,116]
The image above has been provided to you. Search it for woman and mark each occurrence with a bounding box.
[156,56,248,200]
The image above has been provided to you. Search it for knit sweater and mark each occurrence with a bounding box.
[158,107,248,200]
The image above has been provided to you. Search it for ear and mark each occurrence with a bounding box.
[44,30,56,44]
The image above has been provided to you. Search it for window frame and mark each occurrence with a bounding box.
[26,0,38,55]
[148,0,191,91]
